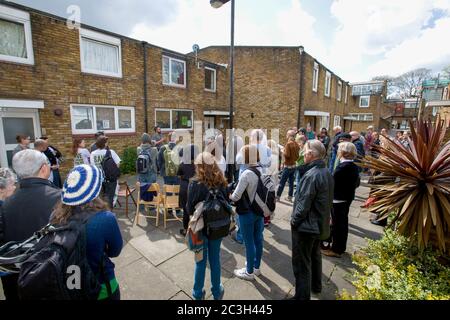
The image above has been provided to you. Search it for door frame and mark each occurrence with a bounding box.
[0,108,41,167]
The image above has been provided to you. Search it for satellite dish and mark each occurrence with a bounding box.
[192,44,200,54]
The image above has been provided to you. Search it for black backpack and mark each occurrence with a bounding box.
[17,214,107,300]
[136,149,152,174]
[246,167,276,217]
[202,189,232,240]
[102,148,120,182]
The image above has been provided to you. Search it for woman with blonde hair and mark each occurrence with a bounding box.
[322,142,360,258]
[186,152,230,300]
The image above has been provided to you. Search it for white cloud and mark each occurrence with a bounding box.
[328,0,450,81]
[129,0,321,53]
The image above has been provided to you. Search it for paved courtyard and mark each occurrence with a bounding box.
[0,176,383,300]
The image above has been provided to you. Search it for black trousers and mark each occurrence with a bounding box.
[1,274,19,300]
[291,228,322,300]
[331,202,351,254]
[102,180,117,209]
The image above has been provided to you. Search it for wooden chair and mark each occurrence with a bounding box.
[116,181,136,218]
[133,182,163,227]
[161,184,183,229]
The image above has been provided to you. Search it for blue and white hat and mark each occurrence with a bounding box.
[61,165,103,206]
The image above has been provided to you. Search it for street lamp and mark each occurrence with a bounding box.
[211,0,235,182]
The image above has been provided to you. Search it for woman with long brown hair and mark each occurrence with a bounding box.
[72,138,90,166]
[186,152,229,300]
[51,164,123,300]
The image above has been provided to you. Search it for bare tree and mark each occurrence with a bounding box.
[394,68,432,98]
[442,65,450,78]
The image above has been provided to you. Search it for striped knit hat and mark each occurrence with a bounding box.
[61,165,103,206]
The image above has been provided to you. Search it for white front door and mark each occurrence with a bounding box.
[0,108,41,167]
[204,116,215,130]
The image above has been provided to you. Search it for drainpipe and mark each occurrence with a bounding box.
[297,46,305,128]
[142,41,149,133]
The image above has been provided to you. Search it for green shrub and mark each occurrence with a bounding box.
[340,229,450,300]
[120,147,137,175]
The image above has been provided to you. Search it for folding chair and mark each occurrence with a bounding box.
[161,184,183,229]
[133,182,163,227]
[117,181,137,218]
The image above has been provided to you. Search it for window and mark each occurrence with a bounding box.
[346,113,373,121]
[0,5,34,65]
[337,81,342,101]
[204,67,216,92]
[405,101,418,109]
[162,56,186,87]
[333,115,341,128]
[70,104,135,134]
[352,83,384,96]
[155,109,193,130]
[400,120,409,130]
[312,62,319,92]
[344,85,348,104]
[325,71,331,97]
[79,28,122,78]
[359,96,370,108]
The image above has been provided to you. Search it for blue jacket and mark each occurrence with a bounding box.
[86,211,123,283]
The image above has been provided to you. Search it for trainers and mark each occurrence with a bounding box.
[321,249,342,258]
[230,231,243,244]
[234,267,255,281]
[245,262,261,276]
[285,196,293,202]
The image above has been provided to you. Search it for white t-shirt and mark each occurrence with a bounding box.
[74,148,91,166]
[90,149,121,171]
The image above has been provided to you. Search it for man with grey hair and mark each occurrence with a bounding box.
[290,140,333,300]
[0,149,60,300]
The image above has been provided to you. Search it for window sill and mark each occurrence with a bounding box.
[81,71,123,79]
[162,83,186,89]
[0,58,34,67]
[72,132,136,138]
[204,89,216,93]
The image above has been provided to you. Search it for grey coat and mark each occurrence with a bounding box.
[291,160,333,239]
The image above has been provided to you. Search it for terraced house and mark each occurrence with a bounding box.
[0,1,229,169]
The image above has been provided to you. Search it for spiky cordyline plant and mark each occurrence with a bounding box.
[362,116,450,253]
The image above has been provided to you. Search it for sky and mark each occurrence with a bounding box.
[8,0,450,82]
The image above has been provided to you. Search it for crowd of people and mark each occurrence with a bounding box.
[0,124,407,301]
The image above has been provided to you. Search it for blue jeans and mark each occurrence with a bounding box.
[193,236,224,300]
[239,212,264,274]
[163,176,180,185]
[277,167,296,197]
[139,172,157,184]
[235,215,244,243]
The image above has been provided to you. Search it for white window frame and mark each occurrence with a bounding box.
[204,66,216,92]
[70,104,135,134]
[79,28,122,78]
[359,96,370,108]
[312,62,319,92]
[337,80,342,101]
[325,71,331,97]
[344,85,348,104]
[155,108,193,131]
[0,5,34,65]
[162,56,187,88]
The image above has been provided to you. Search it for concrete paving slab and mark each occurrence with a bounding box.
[129,229,187,266]
[169,291,192,300]
[158,249,233,299]
[115,258,180,300]
[111,243,142,269]
[220,277,268,300]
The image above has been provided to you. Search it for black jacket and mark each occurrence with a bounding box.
[291,160,333,239]
[186,179,229,217]
[333,161,360,202]
[1,178,60,243]
[43,146,62,166]
[177,163,196,209]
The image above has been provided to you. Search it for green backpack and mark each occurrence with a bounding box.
[163,145,179,177]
